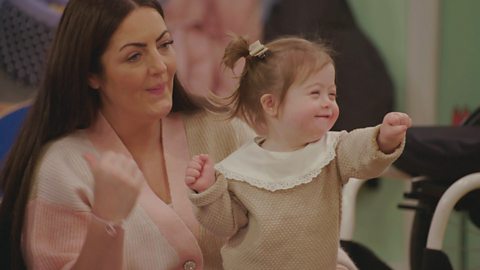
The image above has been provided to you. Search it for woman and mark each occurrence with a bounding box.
[0,0,251,269]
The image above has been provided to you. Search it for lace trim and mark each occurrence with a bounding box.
[215,138,339,191]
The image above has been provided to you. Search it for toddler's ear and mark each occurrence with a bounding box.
[260,93,278,116]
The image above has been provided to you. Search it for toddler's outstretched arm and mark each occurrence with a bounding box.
[377,112,412,154]
[185,154,216,193]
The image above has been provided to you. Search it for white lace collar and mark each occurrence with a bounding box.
[214,132,342,191]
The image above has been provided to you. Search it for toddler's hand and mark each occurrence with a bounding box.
[378,112,412,154]
[185,154,215,193]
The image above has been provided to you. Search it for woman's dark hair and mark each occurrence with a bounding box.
[0,0,199,268]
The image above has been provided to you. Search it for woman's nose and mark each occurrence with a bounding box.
[148,53,167,76]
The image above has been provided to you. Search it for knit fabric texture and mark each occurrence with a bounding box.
[23,111,253,269]
[190,126,404,269]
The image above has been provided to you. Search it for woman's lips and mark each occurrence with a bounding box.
[146,84,165,95]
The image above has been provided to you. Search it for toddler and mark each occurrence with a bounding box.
[185,36,411,269]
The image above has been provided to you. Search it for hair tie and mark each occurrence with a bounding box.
[249,40,269,59]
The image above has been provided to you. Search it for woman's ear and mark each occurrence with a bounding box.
[88,73,101,90]
[260,93,278,117]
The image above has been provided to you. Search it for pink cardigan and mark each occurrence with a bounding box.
[22,112,251,269]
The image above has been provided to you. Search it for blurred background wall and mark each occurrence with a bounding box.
[349,1,480,269]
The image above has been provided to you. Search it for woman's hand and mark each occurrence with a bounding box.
[84,151,144,223]
[378,112,412,154]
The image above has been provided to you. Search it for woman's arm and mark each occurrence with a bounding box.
[24,197,126,269]
[24,142,142,269]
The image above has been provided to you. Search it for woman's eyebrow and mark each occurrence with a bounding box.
[119,30,169,51]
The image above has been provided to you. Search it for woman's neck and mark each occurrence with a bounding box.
[100,110,171,203]
[102,110,162,161]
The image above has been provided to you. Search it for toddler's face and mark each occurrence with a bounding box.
[278,63,339,144]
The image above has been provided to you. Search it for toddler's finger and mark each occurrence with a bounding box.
[394,113,411,126]
[198,154,209,160]
[185,175,196,185]
[401,115,412,127]
[387,125,408,136]
[188,160,202,171]
[199,154,212,167]
[186,167,201,178]
[192,154,204,163]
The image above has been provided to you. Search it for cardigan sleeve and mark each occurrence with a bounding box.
[335,125,405,183]
[23,134,124,270]
[189,174,248,239]
[24,200,125,270]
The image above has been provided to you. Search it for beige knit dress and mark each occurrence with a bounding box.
[190,126,404,270]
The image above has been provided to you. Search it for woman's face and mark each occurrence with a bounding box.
[89,7,176,123]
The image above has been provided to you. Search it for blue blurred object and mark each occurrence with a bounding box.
[0,104,30,164]
[6,0,67,28]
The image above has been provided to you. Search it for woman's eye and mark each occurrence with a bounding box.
[310,91,320,96]
[158,40,174,49]
[329,93,337,100]
[127,53,141,62]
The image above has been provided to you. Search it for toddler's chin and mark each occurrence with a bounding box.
[308,131,329,143]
